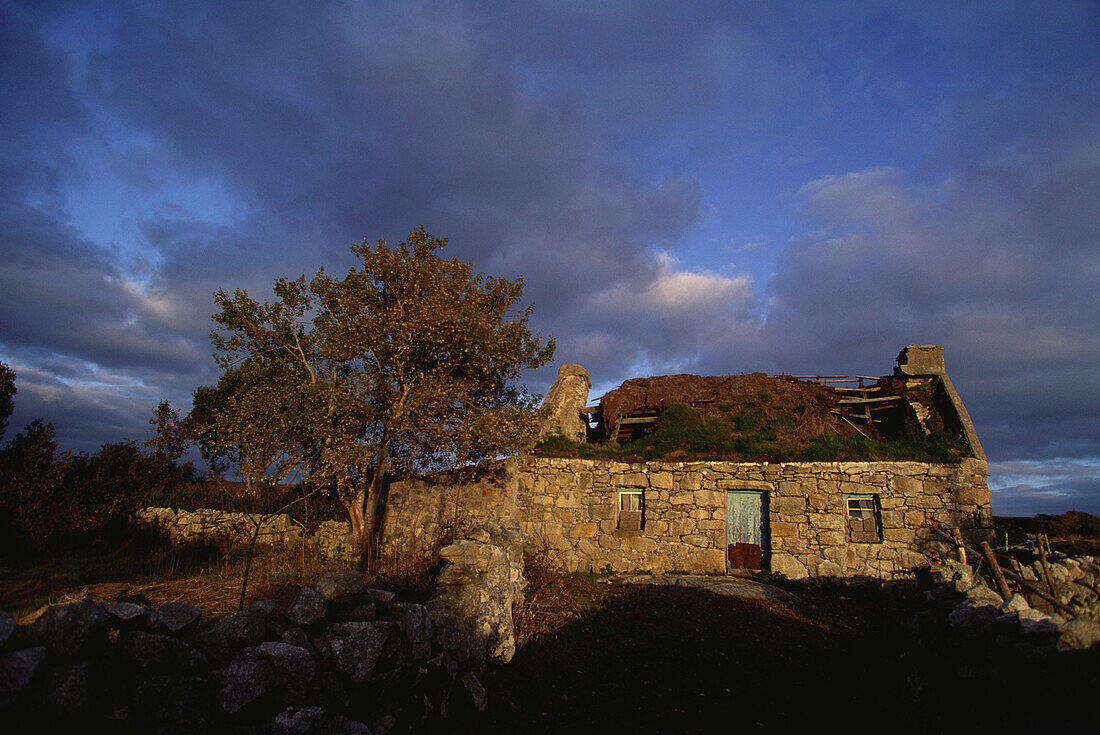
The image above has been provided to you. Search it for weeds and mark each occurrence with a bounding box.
[0,521,443,622]
[538,404,970,463]
[751,569,791,587]
[795,431,968,462]
[514,549,607,645]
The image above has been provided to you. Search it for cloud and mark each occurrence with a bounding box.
[566,252,760,387]
[799,167,918,228]
[1,0,710,449]
[1,1,1098,521]
[0,353,172,451]
[755,75,1100,473]
[988,458,1100,517]
[593,252,754,320]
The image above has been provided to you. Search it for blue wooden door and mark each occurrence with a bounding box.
[726,491,764,571]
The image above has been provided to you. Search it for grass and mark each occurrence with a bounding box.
[514,552,608,645]
[795,430,970,462]
[0,528,434,623]
[536,403,970,463]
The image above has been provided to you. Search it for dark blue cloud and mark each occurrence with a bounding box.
[1,1,1098,515]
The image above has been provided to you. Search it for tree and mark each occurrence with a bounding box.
[189,361,315,493]
[0,367,198,553]
[208,226,554,548]
[0,417,58,548]
[0,362,15,441]
[144,399,191,461]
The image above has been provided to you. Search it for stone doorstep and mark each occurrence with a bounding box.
[610,574,799,604]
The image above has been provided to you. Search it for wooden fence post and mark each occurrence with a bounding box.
[1038,536,1057,597]
[952,528,967,565]
[980,541,1013,600]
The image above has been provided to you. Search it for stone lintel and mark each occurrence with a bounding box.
[717,480,771,491]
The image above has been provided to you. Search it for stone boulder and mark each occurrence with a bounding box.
[285,586,328,627]
[105,602,150,629]
[154,602,203,634]
[131,674,216,728]
[44,660,93,714]
[315,571,367,603]
[435,520,527,664]
[272,705,327,734]
[390,602,432,645]
[0,611,14,648]
[1056,618,1100,652]
[32,601,109,657]
[0,645,47,707]
[213,601,271,647]
[218,649,276,714]
[121,631,207,671]
[427,606,470,663]
[255,642,317,702]
[319,622,387,686]
[947,601,999,629]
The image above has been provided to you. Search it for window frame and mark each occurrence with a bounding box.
[617,487,645,532]
[844,493,882,543]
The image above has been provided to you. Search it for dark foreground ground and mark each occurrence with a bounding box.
[444,580,1098,734]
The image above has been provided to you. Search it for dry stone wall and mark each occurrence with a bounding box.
[536,364,591,443]
[433,520,529,665]
[133,507,359,563]
[381,463,521,562]
[921,554,1100,652]
[0,571,493,733]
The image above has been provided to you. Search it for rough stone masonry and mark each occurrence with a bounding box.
[382,345,995,580]
[0,524,526,732]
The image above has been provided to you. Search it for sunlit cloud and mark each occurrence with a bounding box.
[1,1,1098,515]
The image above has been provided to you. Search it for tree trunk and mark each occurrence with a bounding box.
[339,474,368,550]
[238,519,263,611]
[363,442,389,551]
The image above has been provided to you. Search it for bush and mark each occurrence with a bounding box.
[0,433,201,559]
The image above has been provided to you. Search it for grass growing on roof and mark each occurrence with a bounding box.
[794,430,968,462]
[535,401,970,463]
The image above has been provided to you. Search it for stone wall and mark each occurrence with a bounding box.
[515,456,991,578]
[536,364,591,443]
[0,570,492,733]
[133,507,359,563]
[381,456,993,580]
[434,520,529,665]
[381,462,521,561]
[923,554,1100,652]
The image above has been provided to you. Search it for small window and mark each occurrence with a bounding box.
[845,494,881,543]
[618,488,644,531]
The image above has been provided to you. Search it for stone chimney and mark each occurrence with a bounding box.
[895,345,985,461]
[538,364,591,443]
[896,345,946,376]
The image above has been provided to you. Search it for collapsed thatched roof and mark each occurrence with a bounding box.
[597,372,841,435]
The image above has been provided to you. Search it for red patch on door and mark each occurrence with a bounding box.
[728,542,762,570]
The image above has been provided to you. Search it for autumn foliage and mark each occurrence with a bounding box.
[198,226,554,549]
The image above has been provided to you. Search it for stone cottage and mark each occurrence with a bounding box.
[380,346,994,580]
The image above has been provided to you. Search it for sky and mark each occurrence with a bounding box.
[1,0,1098,517]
